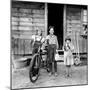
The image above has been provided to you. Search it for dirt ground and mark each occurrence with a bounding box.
[12,61,88,89]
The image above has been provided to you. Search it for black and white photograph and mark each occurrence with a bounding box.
[11,0,88,89]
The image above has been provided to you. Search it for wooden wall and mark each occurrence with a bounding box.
[11,2,87,55]
[11,1,45,55]
[66,5,87,53]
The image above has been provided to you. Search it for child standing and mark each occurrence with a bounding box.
[31,29,44,55]
[46,26,59,76]
[64,38,74,77]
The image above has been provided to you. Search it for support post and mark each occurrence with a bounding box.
[63,5,67,48]
[45,3,48,36]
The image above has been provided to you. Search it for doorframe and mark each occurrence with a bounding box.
[45,3,67,50]
[45,3,48,36]
[63,5,67,49]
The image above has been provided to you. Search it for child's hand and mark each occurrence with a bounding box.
[56,49,58,53]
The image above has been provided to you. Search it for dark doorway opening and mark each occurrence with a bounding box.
[48,3,64,49]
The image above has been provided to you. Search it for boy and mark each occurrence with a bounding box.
[46,26,59,76]
[64,38,74,77]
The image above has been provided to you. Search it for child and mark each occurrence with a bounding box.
[46,26,59,76]
[64,38,74,77]
[31,29,44,55]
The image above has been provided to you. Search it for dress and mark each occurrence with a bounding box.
[64,43,74,66]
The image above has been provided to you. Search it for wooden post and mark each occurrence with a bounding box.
[80,8,83,53]
[17,7,20,55]
[63,5,67,48]
[45,3,48,36]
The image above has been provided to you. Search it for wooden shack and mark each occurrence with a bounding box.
[11,1,88,55]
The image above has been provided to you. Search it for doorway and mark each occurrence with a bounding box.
[48,3,64,49]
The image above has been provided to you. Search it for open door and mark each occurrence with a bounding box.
[48,3,64,50]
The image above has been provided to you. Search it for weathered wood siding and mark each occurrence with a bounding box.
[11,1,45,55]
[66,5,87,53]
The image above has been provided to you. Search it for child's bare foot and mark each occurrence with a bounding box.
[54,72,58,77]
[49,72,52,76]
[67,73,72,78]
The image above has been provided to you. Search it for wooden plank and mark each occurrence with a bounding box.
[12,16,45,23]
[32,14,44,19]
[12,21,18,26]
[12,17,18,22]
[67,24,81,27]
[19,22,45,27]
[33,18,45,23]
[32,9,44,15]
[12,22,45,28]
[12,29,45,34]
[12,31,34,37]
[67,27,81,31]
[19,22,33,26]
[19,26,32,31]
[19,8,32,13]
[12,1,44,9]
[12,10,32,15]
[12,26,18,30]
[71,16,81,20]
[12,26,32,31]
[67,20,81,24]
[12,12,45,18]
[67,10,81,15]
[12,17,45,24]
[11,17,33,22]
[12,26,45,31]
[12,35,32,39]
[67,11,81,16]
[19,18,44,23]
[12,12,32,17]
[12,30,36,34]
[67,7,81,12]
[33,26,45,31]
[67,16,81,20]
[11,8,18,13]
[33,23,45,27]
[20,17,33,22]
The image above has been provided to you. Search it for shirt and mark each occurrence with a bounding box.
[46,35,59,49]
[32,35,45,43]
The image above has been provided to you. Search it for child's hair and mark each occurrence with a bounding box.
[65,38,71,42]
[49,26,54,30]
[36,29,42,36]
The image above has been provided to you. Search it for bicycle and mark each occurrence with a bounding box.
[29,42,50,83]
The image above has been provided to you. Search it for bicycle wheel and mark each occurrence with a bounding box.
[29,54,41,83]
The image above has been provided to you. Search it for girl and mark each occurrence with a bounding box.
[31,29,44,55]
[64,38,74,77]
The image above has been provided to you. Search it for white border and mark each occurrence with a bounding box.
[16,0,88,5]
[0,0,89,90]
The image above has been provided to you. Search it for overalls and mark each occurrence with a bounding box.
[32,36,42,55]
